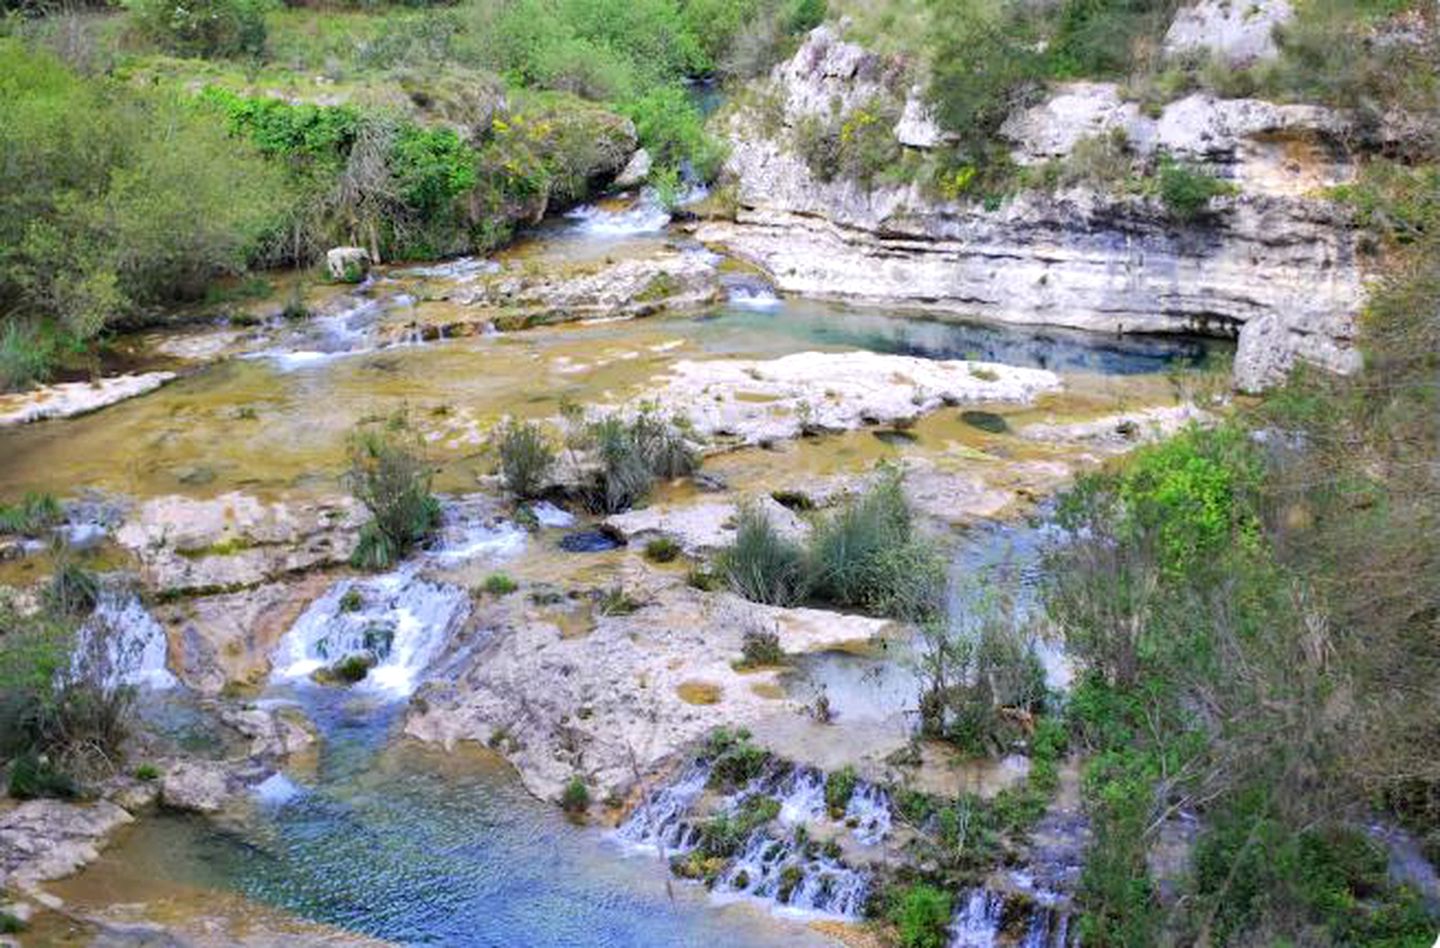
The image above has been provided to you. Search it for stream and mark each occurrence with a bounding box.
[18,188,1226,945]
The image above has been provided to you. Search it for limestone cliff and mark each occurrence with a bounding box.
[696,23,1386,392]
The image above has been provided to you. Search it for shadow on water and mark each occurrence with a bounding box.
[698,299,1222,376]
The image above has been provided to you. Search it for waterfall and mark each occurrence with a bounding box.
[723,274,781,310]
[565,194,671,235]
[270,573,470,696]
[717,832,870,918]
[615,757,889,921]
[253,771,303,807]
[82,594,178,690]
[950,888,1006,947]
[844,782,893,845]
[615,763,711,854]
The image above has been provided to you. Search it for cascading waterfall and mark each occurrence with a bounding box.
[83,593,179,689]
[270,572,471,696]
[722,274,782,310]
[949,888,1006,947]
[616,758,894,920]
[615,763,711,854]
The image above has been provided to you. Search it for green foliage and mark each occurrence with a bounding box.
[1155,156,1236,221]
[643,536,681,563]
[329,652,374,684]
[44,559,100,617]
[134,762,160,781]
[0,43,290,377]
[482,572,518,595]
[736,623,784,668]
[126,0,271,59]
[823,765,856,816]
[1048,0,1175,79]
[718,503,808,606]
[344,415,440,570]
[0,598,138,791]
[887,883,952,948]
[561,774,590,812]
[568,408,698,514]
[923,0,1043,156]
[705,726,771,790]
[0,491,63,535]
[806,468,944,620]
[492,418,557,499]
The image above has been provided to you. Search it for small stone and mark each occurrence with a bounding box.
[613,148,652,188]
[325,246,371,283]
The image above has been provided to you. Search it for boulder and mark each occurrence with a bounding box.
[159,760,233,813]
[115,492,362,595]
[613,148,652,188]
[0,799,133,890]
[325,246,372,283]
[1164,0,1293,66]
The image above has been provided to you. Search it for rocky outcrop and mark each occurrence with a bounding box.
[159,761,234,813]
[0,373,177,427]
[699,26,1371,391]
[1163,0,1292,66]
[377,249,722,341]
[605,496,807,555]
[614,351,1061,446]
[0,800,133,891]
[326,247,372,283]
[115,492,361,594]
[406,579,892,802]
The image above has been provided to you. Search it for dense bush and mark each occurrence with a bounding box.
[0,43,290,386]
[492,418,557,499]
[1155,157,1235,221]
[887,883,952,948]
[126,0,271,59]
[0,597,140,791]
[563,406,698,514]
[806,469,944,620]
[344,416,441,569]
[717,503,808,605]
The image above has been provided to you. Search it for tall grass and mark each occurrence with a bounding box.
[717,503,808,605]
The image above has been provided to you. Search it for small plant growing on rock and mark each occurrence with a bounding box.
[643,536,681,563]
[338,587,364,613]
[43,557,100,618]
[596,586,641,616]
[0,492,62,536]
[482,572,518,596]
[492,419,556,500]
[345,415,440,571]
[824,766,858,818]
[1156,156,1236,222]
[561,775,589,814]
[736,622,784,669]
[134,763,160,781]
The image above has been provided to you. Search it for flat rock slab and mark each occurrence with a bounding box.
[0,799,133,890]
[629,351,1060,446]
[116,492,361,594]
[0,373,175,427]
[407,579,892,803]
[604,496,806,555]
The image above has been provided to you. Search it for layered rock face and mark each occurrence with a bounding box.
[697,24,1373,392]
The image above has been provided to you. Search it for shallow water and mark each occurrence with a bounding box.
[55,691,831,947]
[14,191,1227,944]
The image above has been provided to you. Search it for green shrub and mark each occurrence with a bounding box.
[344,416,440,570]
[43,560,100,617]
[888,883,953,948]
[806,469,944,620]
[8,750,80,800]
[482,572,518,595]
[0,491,63,535]
[568,408,698,514]
[736,623,784,668]
[706,727,770,790]
[561,774,590,813]
[1156,157,1235,222]
[134,762,160,781]
[338,587,364,613]
[492,418,557,499]
[824,765,857,817]
[718,503,807,606]
[126,0,271,59]
[643,536,681,563]
[0,320,61,392]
